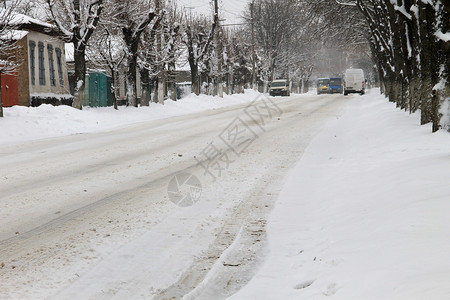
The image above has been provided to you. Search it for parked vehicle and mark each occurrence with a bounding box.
[344,69,365,95]
[317,78,330,95]
[269,79,290,96]
[329,77,343,94]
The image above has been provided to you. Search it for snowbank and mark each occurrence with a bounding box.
[231,89,450,299]
[0,90,262,146]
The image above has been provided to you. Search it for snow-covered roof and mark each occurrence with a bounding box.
[7,11,54,29]
[0,9,60,37]
[0,29,28,41]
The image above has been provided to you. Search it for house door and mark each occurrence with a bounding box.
[1,72,19,107]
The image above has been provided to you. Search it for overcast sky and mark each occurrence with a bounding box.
[176,0,249,25]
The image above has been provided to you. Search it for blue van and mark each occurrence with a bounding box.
[329,77,343,94]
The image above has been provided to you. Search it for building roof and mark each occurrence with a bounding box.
[0,9,63,38]
[8,12,54,29]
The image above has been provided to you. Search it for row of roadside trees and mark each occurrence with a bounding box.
[306,0,450,132]
[332,0,450,132]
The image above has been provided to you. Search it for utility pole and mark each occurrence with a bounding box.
[269,19,273,83]
[155,0,165,105]
[250,1,256,90]
[214,0,223,97]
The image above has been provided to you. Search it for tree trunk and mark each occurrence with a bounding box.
[153,77,159,103]
[431,89,440,132]
[419,2,438,125]
[192,66,199,96]
[168,62,176,101]
[212,76,217,96]
[386,1,405,108]
[376,64,385,95]
[73,43,86,110]
[437,3,450,131]
[441,83,450,132]
[156,28,165,105]
[439,41,450,131]
[226,72,232,95]
[126,48,138,107]
[410,77,420,113]
[140,69,150,106]
[384,71,396,102]
[122,10,155,107]
[205,75,210,95]
[158,75,165,104]
[230,72,235,94]
[400,1,415,112]
[111,69,118,110]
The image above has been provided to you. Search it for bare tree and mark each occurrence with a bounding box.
[15,0,40,17]
[138,18,162,106]
[138,0,181,105]
[353,0,449,131]
[242,0,324,92]
[182,14,216,96]
[223,28,252,94]
[46,0,104,110]
[162,1,183,102]
[107,0,162,107]
[0,1,23,117]
[245,0,298,81]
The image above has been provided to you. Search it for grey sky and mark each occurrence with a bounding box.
[176,0,249,24]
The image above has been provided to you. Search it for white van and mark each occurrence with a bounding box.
[269,79,290,96]
[344,69,365,95]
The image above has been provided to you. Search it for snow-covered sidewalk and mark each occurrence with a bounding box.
[231,90,450,299]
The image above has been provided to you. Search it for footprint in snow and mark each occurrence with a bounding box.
[323,282,339,296]
[294,280,314,290]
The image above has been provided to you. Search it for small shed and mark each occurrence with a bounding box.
[82,70,113,107]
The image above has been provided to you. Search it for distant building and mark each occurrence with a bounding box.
[0,13,72,107]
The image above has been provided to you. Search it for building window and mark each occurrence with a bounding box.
[47,44,56,86]
[29,40,36,85]
[38,42,46,85]
[55,48,64,87]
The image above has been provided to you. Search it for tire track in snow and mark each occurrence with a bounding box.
[155,95,349,299]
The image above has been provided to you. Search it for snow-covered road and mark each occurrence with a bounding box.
[0,94,349,299]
